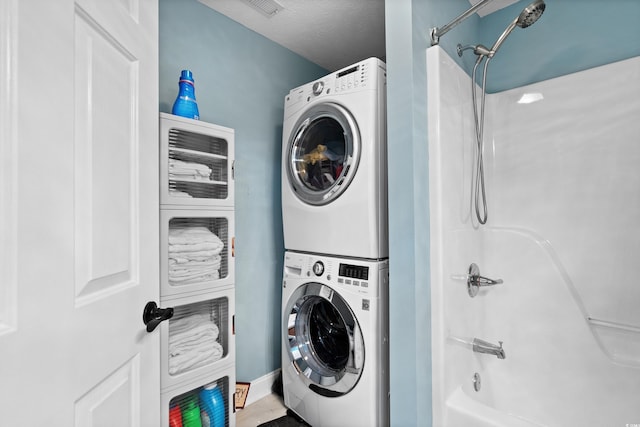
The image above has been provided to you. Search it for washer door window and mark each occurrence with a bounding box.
[287,103,360,205]
[284,282,364,397]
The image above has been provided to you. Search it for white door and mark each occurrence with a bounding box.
[0,0,160,425]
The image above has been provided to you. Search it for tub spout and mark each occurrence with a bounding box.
[473,338,506,359]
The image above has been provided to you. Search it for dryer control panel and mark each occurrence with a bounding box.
[333,61,369,93]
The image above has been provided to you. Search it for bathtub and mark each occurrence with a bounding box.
[427,46,640,427]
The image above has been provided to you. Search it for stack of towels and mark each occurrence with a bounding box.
[169,158,213,182]
[168,226,224,286]
[169,313,224,375]
[168,188,193,199]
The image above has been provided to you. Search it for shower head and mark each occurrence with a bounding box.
[517,0,546,28]
[487,0,545,57]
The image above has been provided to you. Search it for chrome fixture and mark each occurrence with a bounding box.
[457,0,546,225]
[473,372,482,392]
[484,0,546,59]
[457,44,492,58]
[473,338,506,359]
[467,263,503,297]
[429,0,494,46]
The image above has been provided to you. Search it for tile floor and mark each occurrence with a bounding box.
[236,393,288,427]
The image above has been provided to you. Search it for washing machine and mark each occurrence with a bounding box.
[281,57,388,260]
[281,250,389,427]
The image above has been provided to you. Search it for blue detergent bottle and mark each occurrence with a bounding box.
[172,70,200,120]
[198,382,226,427]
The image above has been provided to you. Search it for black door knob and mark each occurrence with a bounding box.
[142,301,174,333]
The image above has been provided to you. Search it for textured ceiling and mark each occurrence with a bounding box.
[198,0,386,72]
[198,0,520,72]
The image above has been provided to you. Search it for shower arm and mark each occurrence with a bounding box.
[455,18,518,60]
[430,0,494,46]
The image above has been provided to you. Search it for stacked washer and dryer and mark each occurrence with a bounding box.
[280,57,389,427]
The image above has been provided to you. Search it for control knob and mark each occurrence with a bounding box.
[312,81,324,96]
[312,261,325,276]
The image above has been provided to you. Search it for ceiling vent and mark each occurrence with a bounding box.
[241,0,284,18]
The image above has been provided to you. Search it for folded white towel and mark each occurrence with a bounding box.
[169,254,222,268]
[169,331,219,351]
[168,341,224,375]
[168,313,224,375]
[169,313,215,334]
[169,265,221,279]
[169,271,220,286]
[169,241,224,254]
[169,159,212,177]
[168,228,225,269]
[169,226,222,244]
[169,174,213,183]
[169,189,193,198]
[170,323,219,346]
[169,250,221,262]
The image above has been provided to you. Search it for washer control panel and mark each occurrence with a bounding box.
[337,262,370,289]
[283,252,387,297]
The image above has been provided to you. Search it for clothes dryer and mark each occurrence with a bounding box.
[281,58,387,259]
[281,250,389,427]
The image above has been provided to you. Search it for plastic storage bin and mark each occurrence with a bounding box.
[161,210,234,298]
[161,290,235,391]
[162,371,234,427]
[160,113,234,208]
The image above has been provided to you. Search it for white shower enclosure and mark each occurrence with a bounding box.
[428,46,640,426]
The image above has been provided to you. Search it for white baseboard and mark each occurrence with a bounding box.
[243,369,281,407]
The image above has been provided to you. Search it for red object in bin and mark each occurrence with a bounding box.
[169,404,183,427]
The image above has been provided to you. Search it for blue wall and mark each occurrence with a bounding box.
[159,0,327,382]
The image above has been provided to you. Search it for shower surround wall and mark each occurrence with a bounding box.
[428,46,640,426]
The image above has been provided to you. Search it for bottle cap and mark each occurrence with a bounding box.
[180,70,194,82]
[203,382,218,390]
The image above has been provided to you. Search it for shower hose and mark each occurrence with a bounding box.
[471,55,491,225]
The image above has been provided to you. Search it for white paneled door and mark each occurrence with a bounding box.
[0,0,159,425]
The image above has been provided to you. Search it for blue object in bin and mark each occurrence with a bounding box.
[199,382,225,427]
[172,70,200,120]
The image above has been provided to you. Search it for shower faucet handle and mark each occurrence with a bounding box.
[467,263,503,298]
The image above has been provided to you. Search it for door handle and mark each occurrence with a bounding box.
[142,301,174,332]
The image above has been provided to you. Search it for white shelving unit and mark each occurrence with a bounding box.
[159,113,236,427]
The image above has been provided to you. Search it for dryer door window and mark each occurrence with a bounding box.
[286,103,360,205]
[284,282,364,396]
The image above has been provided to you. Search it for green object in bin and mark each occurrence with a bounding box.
[181,394,203,427]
